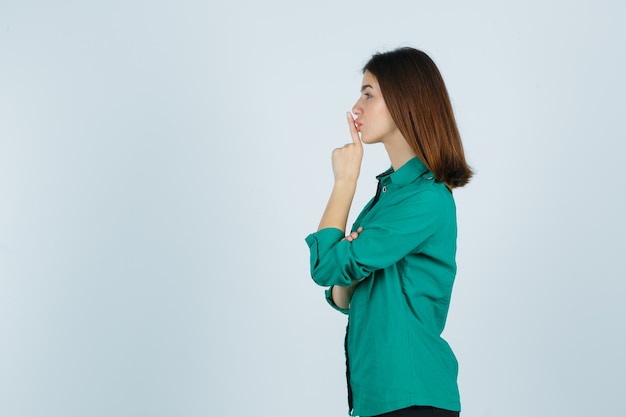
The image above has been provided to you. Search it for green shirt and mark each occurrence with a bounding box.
[306,157,461,416]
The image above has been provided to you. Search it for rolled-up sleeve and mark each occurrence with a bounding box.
[305,189,443,288]
[305,227,369,287]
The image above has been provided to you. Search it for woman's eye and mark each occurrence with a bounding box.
[364,93,372,99]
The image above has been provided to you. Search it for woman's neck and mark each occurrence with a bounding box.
[384,131,416,171]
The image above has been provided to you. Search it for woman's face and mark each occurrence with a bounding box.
[351,71,399,145]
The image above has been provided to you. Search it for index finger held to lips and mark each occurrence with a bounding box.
[346,112,361,145]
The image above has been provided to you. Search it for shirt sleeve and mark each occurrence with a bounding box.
[305,188,443,288]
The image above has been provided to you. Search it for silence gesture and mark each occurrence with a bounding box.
[331,112,363,183]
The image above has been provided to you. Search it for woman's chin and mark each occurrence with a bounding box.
[361,135,380,145]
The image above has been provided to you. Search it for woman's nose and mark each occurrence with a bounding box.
[352,100,362,116]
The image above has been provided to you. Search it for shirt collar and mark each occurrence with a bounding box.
[376,157,431,186]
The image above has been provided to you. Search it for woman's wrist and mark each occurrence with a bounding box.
[333,177,358,190]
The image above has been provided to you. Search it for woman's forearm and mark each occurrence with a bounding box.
[331,281,360,310]
[317,179,358,232]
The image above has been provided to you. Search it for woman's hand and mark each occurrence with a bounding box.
[331,113,363,182]
[342,227,363,242]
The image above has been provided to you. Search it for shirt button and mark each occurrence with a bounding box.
[382,186,387,192]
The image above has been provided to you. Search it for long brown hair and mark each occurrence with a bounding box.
[364,47,473,188]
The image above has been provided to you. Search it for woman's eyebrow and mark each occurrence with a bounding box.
[360,84,374,92]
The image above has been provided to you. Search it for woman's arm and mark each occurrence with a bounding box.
[317,113,363,232]
[331,281,360,310]
[316,113,364,309]
[329,227,364,309]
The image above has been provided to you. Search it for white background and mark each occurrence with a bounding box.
[1,1,625,416]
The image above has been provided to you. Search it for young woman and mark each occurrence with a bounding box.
[305,47,472,417]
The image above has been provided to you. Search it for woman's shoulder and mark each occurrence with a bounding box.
[401,175,453,201]
[393,178,455,219]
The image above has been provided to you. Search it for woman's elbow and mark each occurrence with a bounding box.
[310,265,348,287]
